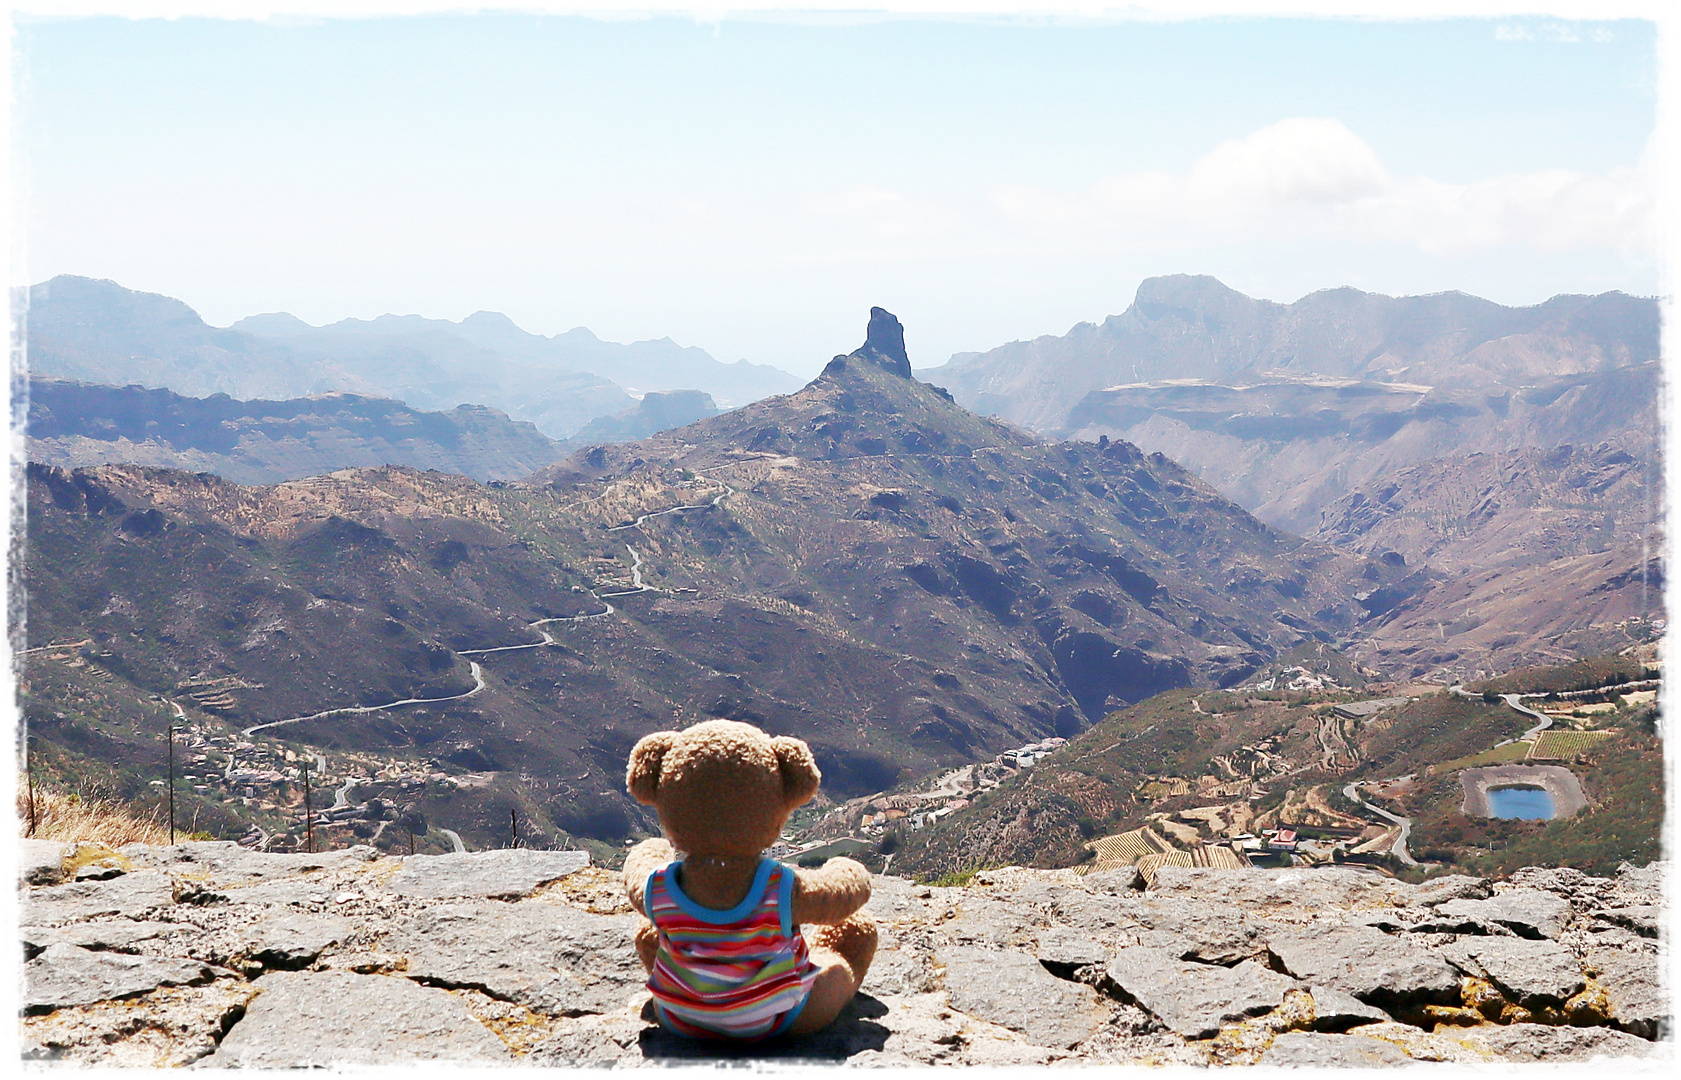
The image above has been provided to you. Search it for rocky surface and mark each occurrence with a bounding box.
[17,841,1670,1067]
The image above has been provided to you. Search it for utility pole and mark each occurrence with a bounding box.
[167,713,176,846]
[25,732,37,838]
[302,760,314,854]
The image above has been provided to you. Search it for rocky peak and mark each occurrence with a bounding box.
[851,306,912,378]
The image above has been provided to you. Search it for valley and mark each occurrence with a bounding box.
[19,301,1664,887]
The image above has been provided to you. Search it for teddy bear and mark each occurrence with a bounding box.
[622,719,878,1040]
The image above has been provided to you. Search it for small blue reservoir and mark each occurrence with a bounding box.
[1486,785,1556,820]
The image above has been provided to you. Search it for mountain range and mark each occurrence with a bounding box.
[26,377,567,484]
[23,276,802,439]
[24,309,1401,856]
[21,289,1664,859]
[923,276,1659,536]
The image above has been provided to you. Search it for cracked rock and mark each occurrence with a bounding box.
[382,899,643,1015]
[1260,1030,1413,1067]
[210,970,511,1065]
[1305,984,1393,1031]
[1440,935,1585,1007]
[1408,874,1493,906]
[242,913,355,969]
[1433,888,1572,940]
[21,920,180,959]
[21,981,256,1067]
[1453,1021,1659,1061]
[1104,946,1299,1039]
[19,838,71,885]
[1588,946,1668,1039]
[24,943,221,1013]
[21,871,178,925]
[383,848,590,900]
[1267,926,1459,1008]
[938,944,1110,1048]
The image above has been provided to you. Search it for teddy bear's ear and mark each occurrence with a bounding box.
[771,736,821,807]
[626,731,678,805]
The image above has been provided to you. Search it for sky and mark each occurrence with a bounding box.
[9,5,1665,376]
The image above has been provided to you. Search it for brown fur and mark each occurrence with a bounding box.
[622,719,877,1037]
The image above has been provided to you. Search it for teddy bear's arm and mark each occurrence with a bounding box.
[623,837,677,914]
[790,856,872,925]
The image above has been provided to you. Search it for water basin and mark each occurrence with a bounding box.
[1485,784,1555,820]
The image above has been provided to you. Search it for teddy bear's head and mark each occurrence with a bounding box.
[625,719,821,857]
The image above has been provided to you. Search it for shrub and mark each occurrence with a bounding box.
[20,789,171,846]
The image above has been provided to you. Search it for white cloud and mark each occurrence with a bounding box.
[988,118,1654,257]
[1188,118,1389,205]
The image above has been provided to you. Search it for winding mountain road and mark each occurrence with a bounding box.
[606,478,735,533]
[1504,694,1554,742]
[1342,779,1418,867]
[213,478,745,847]
[598,545,656,598]
[1450,685,1553,745]
[240,662,486,736]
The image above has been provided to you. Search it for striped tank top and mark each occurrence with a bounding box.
[644,858,817,1039]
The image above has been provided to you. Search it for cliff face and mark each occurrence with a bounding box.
[27,377,568,483]
[922,278,1659,549]
[20,841,1667,1066]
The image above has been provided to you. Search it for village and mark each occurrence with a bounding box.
[157,721,483,853]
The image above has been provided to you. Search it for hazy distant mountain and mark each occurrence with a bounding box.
[923,276,1660,535]
[227,306,636,438]
[441,311,803,409]
[23,276,339,402]
[24,276,802,440]
[927,275,1658,430]
[564,389,721,448]
[229,307,801,413]
[27,377,565,484]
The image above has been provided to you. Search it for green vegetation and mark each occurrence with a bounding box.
[1438,741,1533,771]
[925,864,994,887]
[1407,727,1662,877]
[1470,654,1653,696]
[1356,693,1529,777]
[1529,729,1618,760]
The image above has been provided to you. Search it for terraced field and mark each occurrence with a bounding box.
[1529,730,1619,761]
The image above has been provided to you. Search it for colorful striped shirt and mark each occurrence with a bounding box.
[644,858,817,1039]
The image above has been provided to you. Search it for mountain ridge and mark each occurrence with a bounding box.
[24,275,801,439]
[24,308,1392,856]
[26,376,568,484]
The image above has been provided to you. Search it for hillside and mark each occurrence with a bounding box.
[889,649,1660,886]
[1311,442,1658,575]
[22,309,1386,856]
[1307,440,1662,682]
[27,377,567,483]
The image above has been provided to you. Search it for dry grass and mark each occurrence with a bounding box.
[19,789,172,846]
